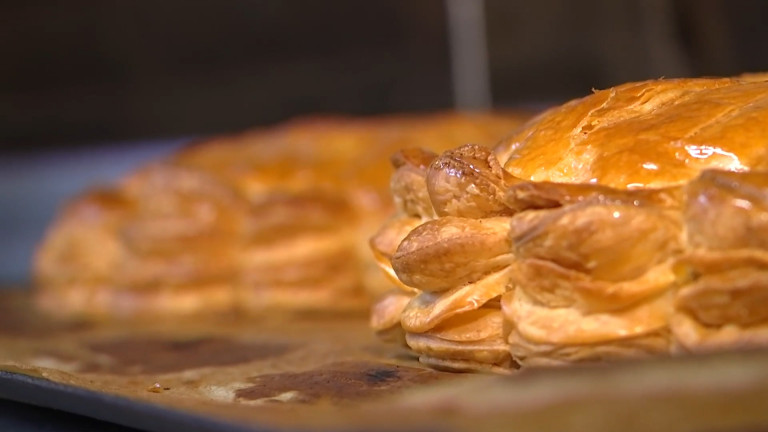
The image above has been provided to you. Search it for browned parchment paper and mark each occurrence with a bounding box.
[2,289,768,432]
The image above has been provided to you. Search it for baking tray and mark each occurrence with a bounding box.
[3,289,768,432]
[0,370,257,432]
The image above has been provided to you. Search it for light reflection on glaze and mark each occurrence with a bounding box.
[445,165,463,180]
[682,143,749,171]
[642,162,659,171]
[694,192,710,209]
[731,198,754,210]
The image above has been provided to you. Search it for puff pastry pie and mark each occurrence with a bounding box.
[34,112,528,319]
[370,76,768,371]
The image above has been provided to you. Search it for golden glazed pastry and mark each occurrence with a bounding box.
[34,112,529,319]
[370,76,768,371]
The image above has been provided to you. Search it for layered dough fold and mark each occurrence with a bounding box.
[370,77,768,371]
[673,171,768,352]
[372,149,768,370]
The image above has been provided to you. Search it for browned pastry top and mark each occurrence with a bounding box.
[499,77,768,188]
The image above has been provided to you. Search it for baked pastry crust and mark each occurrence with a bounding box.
[35,112,528,319]
[499,77,768,188]
[371,76,768,370]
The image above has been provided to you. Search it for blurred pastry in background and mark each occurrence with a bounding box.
[34,112,530,319]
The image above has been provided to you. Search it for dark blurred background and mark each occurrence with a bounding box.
[2,0,768,281]
[3,0,767,149]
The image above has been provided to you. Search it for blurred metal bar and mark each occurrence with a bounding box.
[446,0,492,110]
[639,0,692,78]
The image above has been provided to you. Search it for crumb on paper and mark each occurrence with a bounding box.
[147,382,171,393]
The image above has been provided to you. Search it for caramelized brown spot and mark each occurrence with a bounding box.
[235,361,456,403]
[84,337,294,374]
